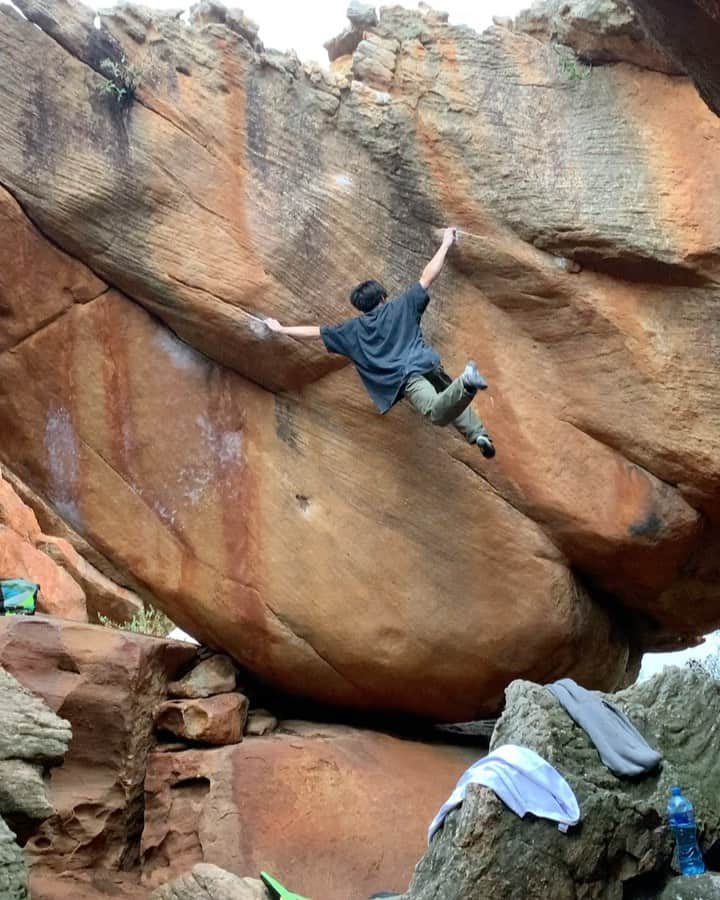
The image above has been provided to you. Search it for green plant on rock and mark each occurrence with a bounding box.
[98,605,175,637]
[98,56,142,104]
[552,43,591,82]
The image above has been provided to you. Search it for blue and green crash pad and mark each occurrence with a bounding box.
[0,579,38,615]
[260,872,309,900]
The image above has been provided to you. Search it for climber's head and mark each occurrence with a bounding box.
[350,279,387,313]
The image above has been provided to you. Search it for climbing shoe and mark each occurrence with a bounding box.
[476,435,496,459]
[462,361,488,392]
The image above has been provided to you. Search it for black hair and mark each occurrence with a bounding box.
[350,279,387,313]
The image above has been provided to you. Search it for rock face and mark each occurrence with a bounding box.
[0,465,145,623]
[141,722,480,899]
[626,0,720,115]
[404,668,720,899]
[0,473,87,621]
[514,0,679,72]
[0,615,196,871]
[0,0,719,717]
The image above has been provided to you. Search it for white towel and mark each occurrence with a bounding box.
[428,744,580,843]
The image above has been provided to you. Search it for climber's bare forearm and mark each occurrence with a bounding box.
[279,325,322,338]
[419,227,457,290]
[265,319,321,338]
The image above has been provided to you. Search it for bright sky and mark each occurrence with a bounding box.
[233,0,530,63]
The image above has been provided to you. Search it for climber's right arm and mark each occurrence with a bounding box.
[265,319,321,338]
[419,226,457,290]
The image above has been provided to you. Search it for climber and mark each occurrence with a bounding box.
[264,227,495,457]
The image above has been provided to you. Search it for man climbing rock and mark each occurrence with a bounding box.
[265,227,495,457]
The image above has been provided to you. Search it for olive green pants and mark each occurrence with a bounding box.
[403,371,487,444]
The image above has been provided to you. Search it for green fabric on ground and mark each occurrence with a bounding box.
[260,871,309,900]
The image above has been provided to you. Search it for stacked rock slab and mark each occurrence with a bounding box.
[404,667,720,900]
[0,616,196,872]
[0,0,719,718]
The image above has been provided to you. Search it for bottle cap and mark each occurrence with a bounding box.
[671,786,682,796]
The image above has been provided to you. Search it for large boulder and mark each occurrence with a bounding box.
[0,615,196,871]
[141,721,481,899]
[404,667,720,899]
[0,0,718,717]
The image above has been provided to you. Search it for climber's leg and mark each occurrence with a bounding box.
[452,407,496,457]
[414,365,496,457]
[452,406,488,444]
[404,374,475,427]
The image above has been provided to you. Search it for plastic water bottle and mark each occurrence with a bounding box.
[667,786,705,875]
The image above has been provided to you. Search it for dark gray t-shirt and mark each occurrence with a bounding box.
[320,282,441,413]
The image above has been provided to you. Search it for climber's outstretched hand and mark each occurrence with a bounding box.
[420,226,458,289]
[264,318,322,339]
[442,226,457,247]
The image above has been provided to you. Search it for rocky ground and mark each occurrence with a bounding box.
[403,667,720,899]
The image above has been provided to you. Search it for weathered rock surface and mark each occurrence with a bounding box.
[404,668,720,900]
[168,654,238,699]
[0,662,71,887]
[0,0,718,716]
[0,467,143,622]
[0,664,71,768]
[30,869,148,899]
[142,722,480,899]
[515,0,679,72]
[38,535,144,623]
[0,615,196,870]
[0,665,71,900]
[626,0,720,115]
[0,524,86,621]
[659,874,720,899]
[155,693,248,745]
[150,863,269,900]
[0,817,29,900]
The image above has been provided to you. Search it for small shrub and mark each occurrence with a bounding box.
[98,56,142,105]
[552,43,591,82]
[98,605,175,637]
